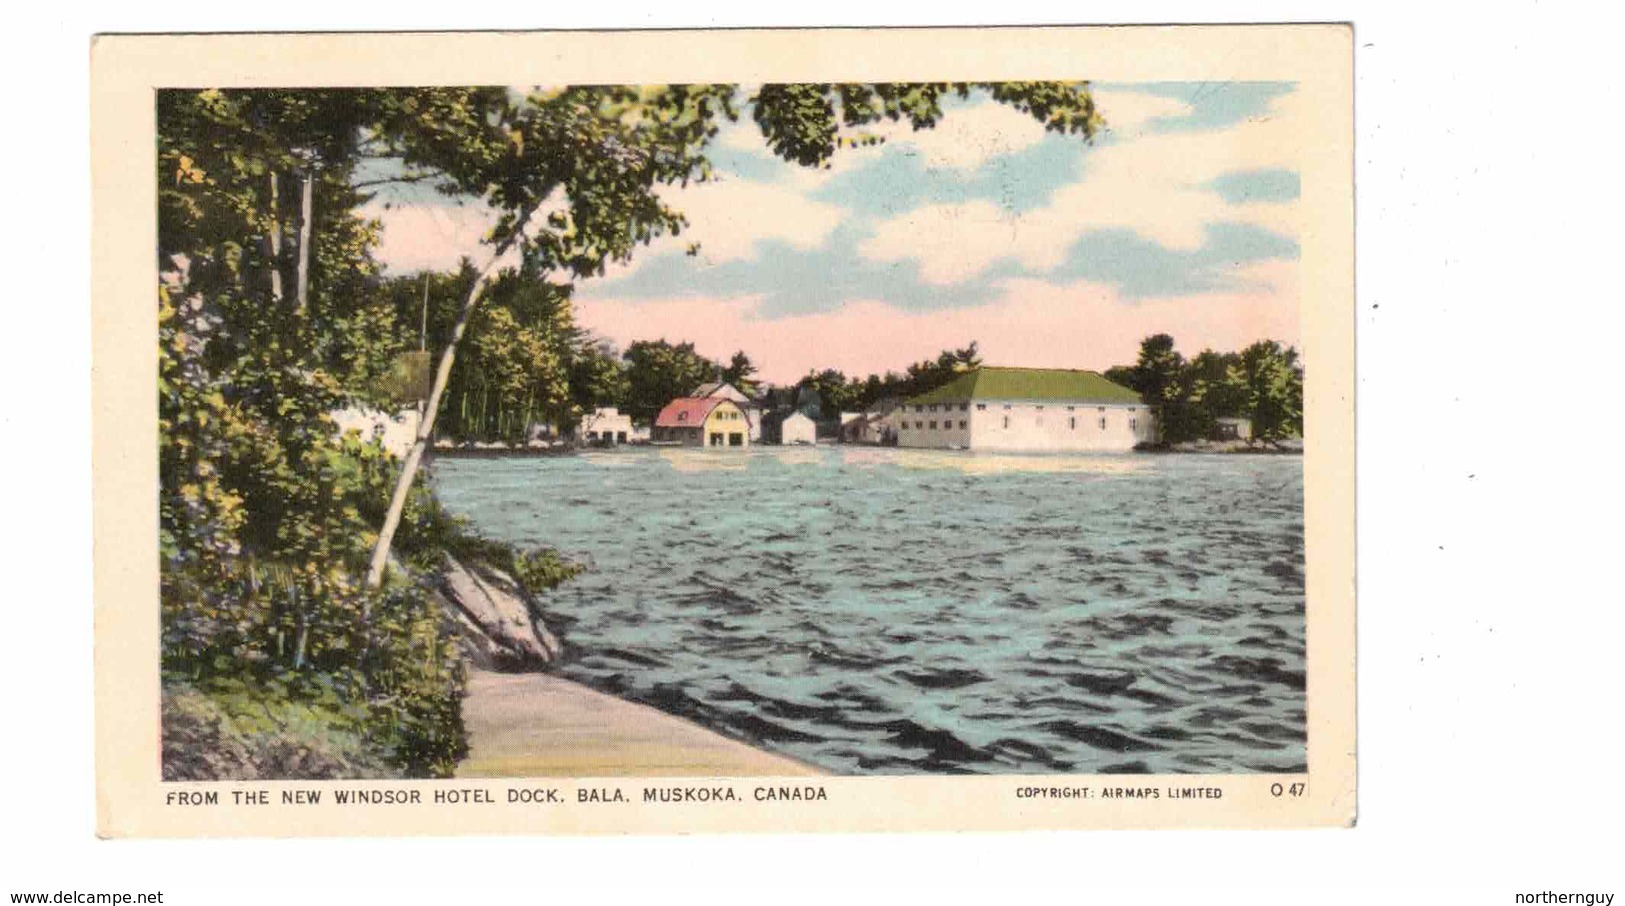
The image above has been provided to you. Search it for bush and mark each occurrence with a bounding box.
[511,547,584,597]
[162,682,389,781]
[392,487,583,597]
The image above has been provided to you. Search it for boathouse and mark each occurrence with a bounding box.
[691,381,763,442]
[577,406,633,445]
[896,366,1154,452]
[654,397,751,448]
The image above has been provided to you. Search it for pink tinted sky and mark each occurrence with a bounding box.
[574,263,1298,383]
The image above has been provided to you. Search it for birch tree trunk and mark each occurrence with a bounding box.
[294,168,314,314]
[265,172,284,304]
[364,211,534,590]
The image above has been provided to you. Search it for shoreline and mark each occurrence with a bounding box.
[456,669,823,778]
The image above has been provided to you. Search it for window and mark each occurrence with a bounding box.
[959,403,968,412]
[929,420,938,429]
[928,405,937,412]
[1003,404,1012,411]
[1098,417,1106,429]
[1069,417,1076,430]
[1066,405,1076,412]
[1002,416,1010,429]
[959,420,967,430]
[976,403,987,411]
[676,412,688,422]
[1036,404,1045,410]
[1097,407,1106,413]
[1130,418,1138,430]
[916,421,924,429]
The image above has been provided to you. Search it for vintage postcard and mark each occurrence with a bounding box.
[91,25,1354,836]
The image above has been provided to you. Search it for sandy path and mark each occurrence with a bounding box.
[457,669,822,778]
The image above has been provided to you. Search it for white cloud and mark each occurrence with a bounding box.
[857,89,1307,284]
[1091,89,1195,138]
[884,100,1052,171]
[365,168,842,278]
[657,175,845,265]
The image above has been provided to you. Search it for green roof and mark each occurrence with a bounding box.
[906,367,1142,406]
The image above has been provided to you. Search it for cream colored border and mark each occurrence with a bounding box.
[91,25,1354,837]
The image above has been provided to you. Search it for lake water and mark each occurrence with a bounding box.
[432,446,1306,775]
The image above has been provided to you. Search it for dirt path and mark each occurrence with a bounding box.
[457,669,822,778]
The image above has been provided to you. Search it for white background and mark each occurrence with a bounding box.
[3,2,1621,903]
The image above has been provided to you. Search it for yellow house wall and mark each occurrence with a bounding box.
[701,402,750,448]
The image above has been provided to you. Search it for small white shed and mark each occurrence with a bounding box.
[780,411,817,446]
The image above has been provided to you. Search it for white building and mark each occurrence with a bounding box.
[578,406,634,445]
[895,367,1154,452]
[1214,417,1253,441]
[330,406,422,459]
[779,411,817,446]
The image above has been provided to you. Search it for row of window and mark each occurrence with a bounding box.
[899,416,1140,431]
[909,402,1139,414]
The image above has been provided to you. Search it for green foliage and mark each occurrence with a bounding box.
[1108,335,1303,445]
[787,342,983,416]
[623,339,724,424]
[387,489,582,598]
[511,547,586,598]
[569,338,631,420]
[162,681,391,781]
[156,80,1104,778]
[1237,340,1304,442]
[751,83,1099,167]
[720,350,761,397]
[370,350,433,408]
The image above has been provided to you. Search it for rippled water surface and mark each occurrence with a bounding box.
[433,447,1306,774]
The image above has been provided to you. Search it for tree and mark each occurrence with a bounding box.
[1105,336,1303,445]
[568,337,631,420]
[797,368,861,419]
[1184,349,1248,439]
[1238,340,1304,442]
[721,350,761,397]
[1122,334,1198,443]
[622,339,719,424]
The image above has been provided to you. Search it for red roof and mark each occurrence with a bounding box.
[655,397,725,428]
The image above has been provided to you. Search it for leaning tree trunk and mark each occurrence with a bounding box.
[364,209,534,591]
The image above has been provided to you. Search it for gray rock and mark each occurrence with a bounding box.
[438,555,560,670]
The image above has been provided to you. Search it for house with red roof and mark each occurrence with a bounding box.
[691,381,763,442]
[653,397,751,448]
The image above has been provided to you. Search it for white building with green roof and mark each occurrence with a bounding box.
[897,366,1154,452]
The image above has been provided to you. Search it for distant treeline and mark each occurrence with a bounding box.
[372,270,988,439]
[1104,334,1304,444]
[389,312,1300,446]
